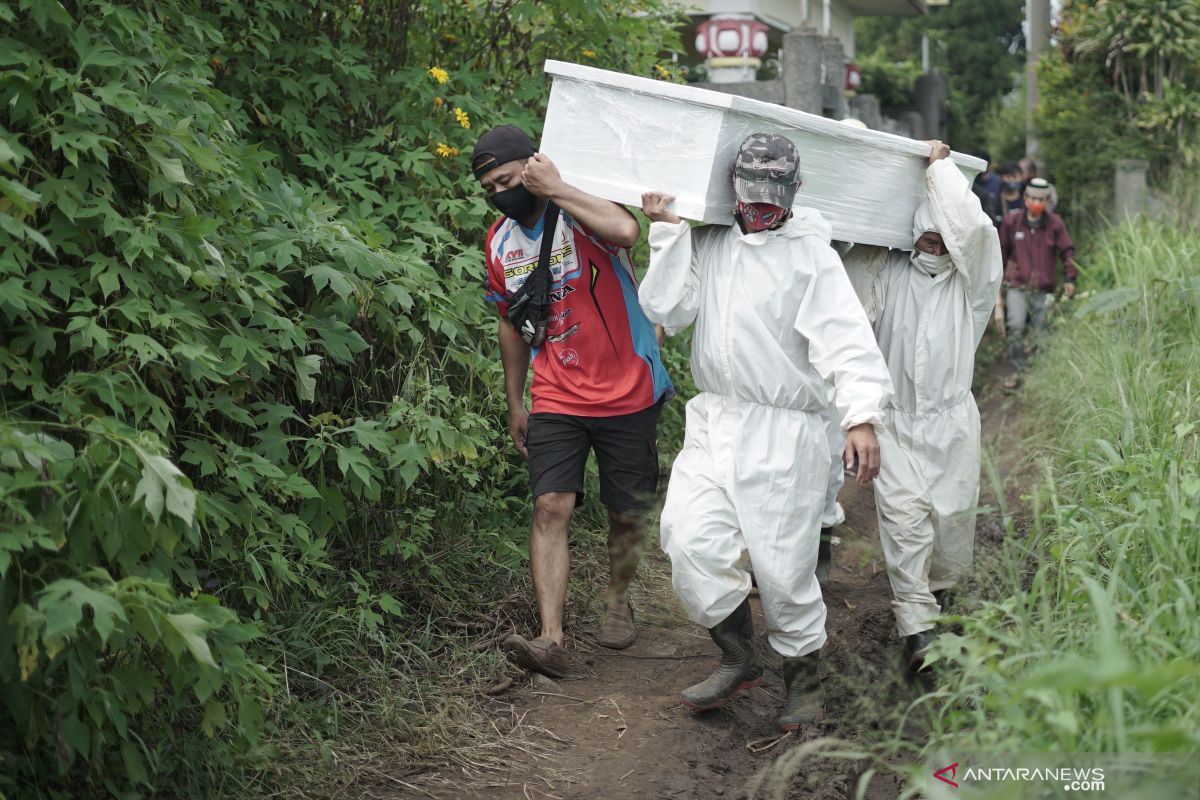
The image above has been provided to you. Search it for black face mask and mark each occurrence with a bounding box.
[491,184,539,221]
[1004,180,1024,193]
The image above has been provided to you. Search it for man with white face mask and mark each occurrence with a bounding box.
[639,133,893,731]
[843,141,1002,672]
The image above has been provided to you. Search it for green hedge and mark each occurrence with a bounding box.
[0,1,681,795]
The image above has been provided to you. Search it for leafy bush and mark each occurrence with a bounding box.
[855,51,921,110]
[0,0,682,795]
[982,80,1026,166]
[854,0,1025,152]
[1036,0,1200,224]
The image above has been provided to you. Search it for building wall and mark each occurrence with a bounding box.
[830,3,855,56]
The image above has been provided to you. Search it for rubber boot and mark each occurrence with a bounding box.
[904,628,938,674]
[932,588,954,612]
[680,599,763,711]
[777,651,824,731]
[815,526,833,586]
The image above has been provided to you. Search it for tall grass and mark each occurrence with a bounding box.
[909,220,1200,794]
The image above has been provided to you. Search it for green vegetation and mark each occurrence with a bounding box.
[854,0,1025,153]
[1033,0,1200,225]
[0,1,681,796]
[912,220,1200,793]
[853,51,923,111]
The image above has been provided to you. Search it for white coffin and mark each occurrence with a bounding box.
[540,60,985,250]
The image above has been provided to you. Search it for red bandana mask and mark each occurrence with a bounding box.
[736,200,788,232]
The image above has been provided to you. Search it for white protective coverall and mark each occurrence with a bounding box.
[821,403,846,528]
[641,210,893,657]
[843,158,1002,635]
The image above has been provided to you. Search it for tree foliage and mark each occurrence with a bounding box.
[854,50,922,110]
[1036,0,1200,221]
[0,0,681,795]
[854,0,1025,153]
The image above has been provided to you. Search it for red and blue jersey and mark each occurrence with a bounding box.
[484,210,673,417]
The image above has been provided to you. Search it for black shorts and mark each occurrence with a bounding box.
[526,399,663,513]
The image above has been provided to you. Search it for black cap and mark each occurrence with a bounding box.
[471,126,536,179]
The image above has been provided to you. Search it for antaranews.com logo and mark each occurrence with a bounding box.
[933,762,1106,792]
[922,753,1199,799]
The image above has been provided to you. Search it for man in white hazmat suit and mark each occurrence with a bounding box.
[843,141,1002,671]
[639,133,894,731]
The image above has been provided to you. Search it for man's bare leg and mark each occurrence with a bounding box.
[531,491,574,644]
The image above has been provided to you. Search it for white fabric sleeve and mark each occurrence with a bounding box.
[925,159,1004,347]
[795,243,895,432]
[839,243,893,331]
[640,219,701,332]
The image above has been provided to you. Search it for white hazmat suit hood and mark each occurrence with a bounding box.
[910,201,954,275]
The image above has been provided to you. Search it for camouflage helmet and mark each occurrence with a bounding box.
[733,133,802,207]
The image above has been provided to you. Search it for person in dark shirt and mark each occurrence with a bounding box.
[999,162,1026,218]
[999,178,1077,389]
[971,150,1004,228]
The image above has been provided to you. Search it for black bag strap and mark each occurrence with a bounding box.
[532,200,559,282]
[505,201,560,346]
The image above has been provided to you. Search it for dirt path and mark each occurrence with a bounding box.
[392,359,1024,800]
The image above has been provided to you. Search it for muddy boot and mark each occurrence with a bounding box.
[904,628,938,674]
[680,599,763,711]
[932,588,954,612]
[815,527,833,586]
[777,651,824,731]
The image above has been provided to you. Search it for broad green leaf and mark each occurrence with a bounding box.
[377,593,404,616]
[293,354,322,402]
[121,741,149,786]
[147,150,190,185]
[132,451,196,525]
[62,713,91,757]
[165,613,216,667]
[201,700,228,736]
[38,579,127,645]
[306,264,354,299]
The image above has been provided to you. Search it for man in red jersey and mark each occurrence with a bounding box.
[473,126,673,678]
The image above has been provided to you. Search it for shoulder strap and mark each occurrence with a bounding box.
[532,201,559,279]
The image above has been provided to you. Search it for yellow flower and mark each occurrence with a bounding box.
[654,63,670,79]
[433,96,444,109]
[428,66,449,84]
[454,107,470,129]
[581,48,596,58]
[434,143,459,158]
